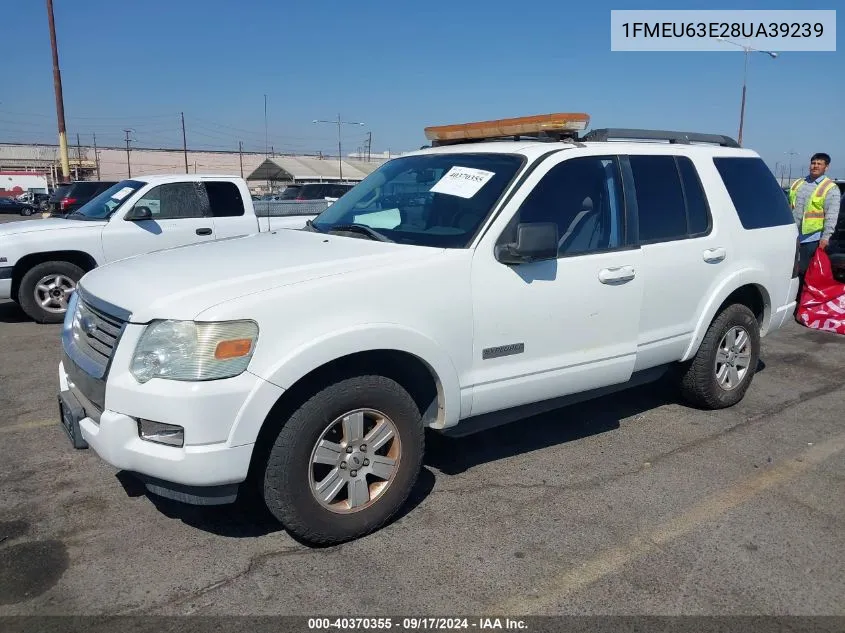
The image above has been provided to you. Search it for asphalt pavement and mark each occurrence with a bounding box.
[0,213,843,618]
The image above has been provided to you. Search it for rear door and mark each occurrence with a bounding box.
[623,153,722,370]
[100,181,216,262]
[205,180,259,239]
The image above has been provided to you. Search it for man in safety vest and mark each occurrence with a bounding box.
[788,152,842,276]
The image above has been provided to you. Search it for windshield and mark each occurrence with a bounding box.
[309,153,525,248]
[69,180,145,220]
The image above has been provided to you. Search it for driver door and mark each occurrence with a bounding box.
[467,152,644,417]
[101,182,216,263]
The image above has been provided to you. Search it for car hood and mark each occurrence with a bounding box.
[0,218,106,237]
[78,229,443,322]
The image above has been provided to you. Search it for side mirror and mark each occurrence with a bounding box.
[495,222,559,265]
[125,206,152,221]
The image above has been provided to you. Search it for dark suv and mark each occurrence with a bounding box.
[47,180,118,217]
[826,180,845,282]
[292,182,354,200]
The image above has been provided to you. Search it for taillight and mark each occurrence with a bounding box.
[60,197,77,210]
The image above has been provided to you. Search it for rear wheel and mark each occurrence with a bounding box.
[261,374,424,545]
[679,303,760,409]
[17,261,84,324]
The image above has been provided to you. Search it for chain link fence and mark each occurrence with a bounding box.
[252,200,331,217]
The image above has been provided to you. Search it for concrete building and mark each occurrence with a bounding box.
[0,143,391,194]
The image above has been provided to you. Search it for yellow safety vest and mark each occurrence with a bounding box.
[789,177,836,236]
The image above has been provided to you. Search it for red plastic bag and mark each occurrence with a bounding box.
[796,247,845,334]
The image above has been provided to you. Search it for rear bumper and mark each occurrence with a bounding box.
[767,276,801,333]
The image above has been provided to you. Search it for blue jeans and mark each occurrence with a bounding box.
[799,240,819,277]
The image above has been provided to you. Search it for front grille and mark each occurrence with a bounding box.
[69,297,126,374]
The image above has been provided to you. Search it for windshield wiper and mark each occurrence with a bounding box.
[327,223,393,242]
[302,218,323,233]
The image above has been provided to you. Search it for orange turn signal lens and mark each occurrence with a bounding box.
[214,338,253,360]
[424,112,590,142]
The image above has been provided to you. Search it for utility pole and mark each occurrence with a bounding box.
[366,131,372,162]
[181,112,188,174]
[124,129,132,177]
[92,132,100,179]
[313,114,364,181]
[76,132,82,180]
[46,0,70,181]
[238,141,243,178]
[264,94,269,192]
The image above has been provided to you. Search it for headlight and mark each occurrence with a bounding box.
[130,320,259,384]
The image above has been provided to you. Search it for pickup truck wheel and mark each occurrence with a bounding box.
[17,261,84,324]
[679,303,760,409]
[262,375,424,545]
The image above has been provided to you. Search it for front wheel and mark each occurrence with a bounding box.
[17,261,84,323]
[679,303,760,409]
[261,374,424,545]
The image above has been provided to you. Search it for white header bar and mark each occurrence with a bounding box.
[611,10,836,52]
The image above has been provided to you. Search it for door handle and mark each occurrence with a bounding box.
[196,227,213,236]
[703,247,726,263]
[598,265,636,284]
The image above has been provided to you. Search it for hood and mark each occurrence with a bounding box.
[78,229,443,322]
[0,217,106,237]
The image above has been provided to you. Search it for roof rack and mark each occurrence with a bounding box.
[581,128,740,148]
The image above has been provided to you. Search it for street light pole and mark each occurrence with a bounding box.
[716,37,778,147]
[786,150,798,184]
[313,114,364,181]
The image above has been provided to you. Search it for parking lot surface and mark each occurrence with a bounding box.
[0,213,843,617]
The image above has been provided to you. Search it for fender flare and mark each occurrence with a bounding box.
[680,268,772,362]
[253,322,463,429]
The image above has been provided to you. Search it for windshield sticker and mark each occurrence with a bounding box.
[429,166,495,198]
[111,186,135,201]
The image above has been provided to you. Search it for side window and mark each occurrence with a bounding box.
[629,155,687,243]
[206,181,245,217]
[506,155,625,256]
[712,156,794,229]
[677,156,711,235]
[131,183,210,220]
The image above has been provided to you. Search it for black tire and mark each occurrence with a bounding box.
[17,261,84,324]
[262,374,424,545]
[679,303,761,409]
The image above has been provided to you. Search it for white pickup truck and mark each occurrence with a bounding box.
[57,115,801,546]
[0,174,318,323]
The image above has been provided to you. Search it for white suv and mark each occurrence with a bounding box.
[57,116,800,545]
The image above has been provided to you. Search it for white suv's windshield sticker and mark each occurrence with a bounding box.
[429,166,495,198]
[111,187,135,201]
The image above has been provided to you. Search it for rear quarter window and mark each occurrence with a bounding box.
[712,157,794,229]
[206,181,245,217]
[69,182,101,197]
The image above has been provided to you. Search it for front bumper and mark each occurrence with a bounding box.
[58,356,280,505]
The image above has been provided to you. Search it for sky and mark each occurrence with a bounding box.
[1,0,843,179]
